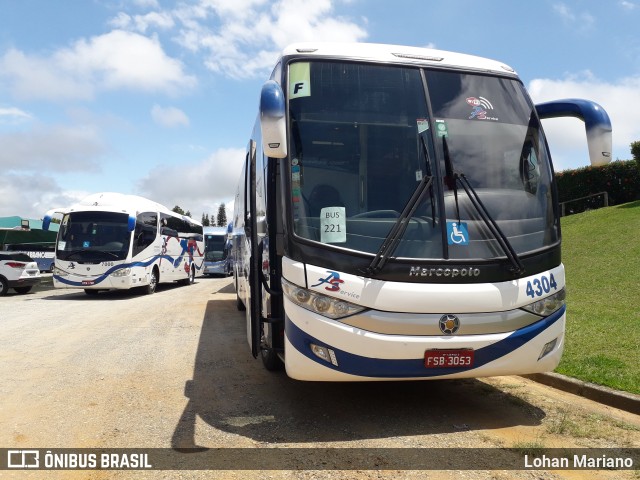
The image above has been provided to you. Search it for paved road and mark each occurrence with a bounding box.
[1,277,638,479]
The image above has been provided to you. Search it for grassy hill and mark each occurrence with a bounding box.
[557,200,640,394]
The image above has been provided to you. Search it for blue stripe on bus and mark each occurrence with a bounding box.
[285,305,565,378]
[52,253,204,287]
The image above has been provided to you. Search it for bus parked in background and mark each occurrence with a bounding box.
[43,192,204,295]
[234,42,612,381]
[203,225,232,276]
[3,242,55,272]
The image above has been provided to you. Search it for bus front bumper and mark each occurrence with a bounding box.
[283,302,565,382]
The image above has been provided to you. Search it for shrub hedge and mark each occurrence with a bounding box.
[555,160,640,215]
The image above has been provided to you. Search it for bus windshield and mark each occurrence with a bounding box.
[287,61,558,262]
[205,235,227,261]
[57,211,131,262]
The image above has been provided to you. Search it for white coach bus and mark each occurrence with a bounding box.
[234,42,612,381]
[44,192,204,295]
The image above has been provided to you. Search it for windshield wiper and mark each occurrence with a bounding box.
[362,174,434,276]
[442,137,525,275]
[419,135,437,228]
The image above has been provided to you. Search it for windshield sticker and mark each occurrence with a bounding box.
[447,221,469,245]
[417,118,429,133]
[289,62,311,99]
[466,97,499,121]
[58,241,66,250]
[320,206,346,244]
[83,241,91,248]
[435,119,449,138]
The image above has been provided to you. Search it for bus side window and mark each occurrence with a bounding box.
[133,212,158,256]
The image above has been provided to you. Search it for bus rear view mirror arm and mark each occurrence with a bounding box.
[42,208,67,231]
[535,99,612,167]
[260,80,287,159]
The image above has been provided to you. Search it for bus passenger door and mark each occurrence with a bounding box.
[246,139,262,358]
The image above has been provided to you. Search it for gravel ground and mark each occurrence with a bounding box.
[1,276,638,479]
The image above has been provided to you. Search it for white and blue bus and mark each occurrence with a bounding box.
[234,43,612,381]
[43,192,204,295]
[203,225,232,276]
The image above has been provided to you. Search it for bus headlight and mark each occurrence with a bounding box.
[522,288,566,316]
[282,278,366,320]
[111,268,131,277]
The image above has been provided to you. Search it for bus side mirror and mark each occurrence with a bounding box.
[536,98,612,167]
[260,80,287,159]
[128,216,136,232]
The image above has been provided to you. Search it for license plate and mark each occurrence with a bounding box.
[424,349,474,368]
[82,280,95,286]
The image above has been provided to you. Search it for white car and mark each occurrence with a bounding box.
[0,252,42,295]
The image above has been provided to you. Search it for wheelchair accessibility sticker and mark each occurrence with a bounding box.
[447,221,469,245]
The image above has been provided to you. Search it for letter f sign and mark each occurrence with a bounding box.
[294,82,304,94]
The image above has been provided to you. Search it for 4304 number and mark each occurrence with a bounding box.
[525,273,558,298]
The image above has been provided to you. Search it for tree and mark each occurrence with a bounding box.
[172,206,185,215]
[631,141,640,170]
[216,203,227,227]
[201,213,210,226]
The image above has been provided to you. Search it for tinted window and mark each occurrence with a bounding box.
[133,212,158,256]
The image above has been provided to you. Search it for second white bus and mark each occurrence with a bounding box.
[44,192,204,295]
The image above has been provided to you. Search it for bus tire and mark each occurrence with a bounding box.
[236,291,246,311]
[261,327,284,371]
[13,286,32,294]
[143,268,158,295]
[234,273,246,311]
[261,347,283,371]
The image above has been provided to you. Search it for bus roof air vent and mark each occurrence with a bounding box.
[392,52,444,62]
[296,48,318,53]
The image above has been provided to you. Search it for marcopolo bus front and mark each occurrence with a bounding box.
[280,258,565,381]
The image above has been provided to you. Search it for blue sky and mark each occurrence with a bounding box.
[1,0,639,220]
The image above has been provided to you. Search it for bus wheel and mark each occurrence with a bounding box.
[0,276,9,295]
[261,329,284,371]
[234,273,245,311]
[14,286,33,295]
[143,268,158,295]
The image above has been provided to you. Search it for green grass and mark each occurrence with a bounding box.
[556,200,640,394]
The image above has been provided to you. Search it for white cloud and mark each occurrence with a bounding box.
[620,0,637,10]
[0,124,106,172]
[151,104,190,127]
[0,106,32,123]
[136,147,244,217]
[108,11,175,33]
[0,30,196,101]
[133,0,160,8]
[528,73,640,169]
[0,173,90,219]
[552,2,595,30]
[172,0,367,79]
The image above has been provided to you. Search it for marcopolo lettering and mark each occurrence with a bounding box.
[409,266,481,277]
